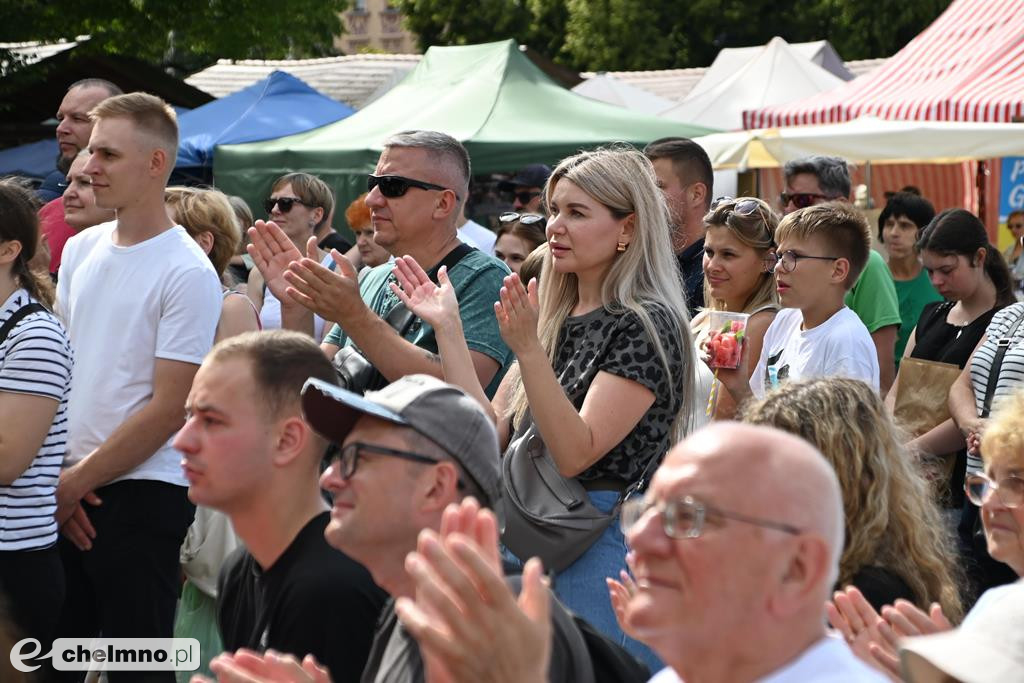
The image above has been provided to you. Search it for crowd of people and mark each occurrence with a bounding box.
[0,77,1022,683]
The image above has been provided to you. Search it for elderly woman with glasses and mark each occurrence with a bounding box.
[828,388,1024,680]
[692,197,780,424]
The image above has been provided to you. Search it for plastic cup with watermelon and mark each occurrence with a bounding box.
[706,311,749,370]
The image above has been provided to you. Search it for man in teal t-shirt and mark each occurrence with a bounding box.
[251,131,512,397]
[783,156,901,392]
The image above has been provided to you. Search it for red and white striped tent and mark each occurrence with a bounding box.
[743,0,1024,128]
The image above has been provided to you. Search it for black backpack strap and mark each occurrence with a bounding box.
[980,309,1024,418]
[0,303,46,346]
[392,243,477,337]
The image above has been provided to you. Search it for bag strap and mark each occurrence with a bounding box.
[392,243,477,336]
[980,310,1024,418]
[0,303,46,346]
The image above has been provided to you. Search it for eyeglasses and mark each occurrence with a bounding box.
[367,174,458,201]
[620,494,802,540]
[767,250,839,274]
[264,196,311,214]
[965,472,1024,509]
[325,441,443,480]
[780,192,831,209]
[513,190,542,205]
[498,212,547,229]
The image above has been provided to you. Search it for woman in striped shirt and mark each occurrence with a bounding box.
[0,181,73,645]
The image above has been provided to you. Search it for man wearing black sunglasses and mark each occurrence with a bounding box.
[498,164,551,214]
[783,156,901,393]
[246,131,513,398]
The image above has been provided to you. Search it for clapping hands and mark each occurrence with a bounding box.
[495,274,541,356]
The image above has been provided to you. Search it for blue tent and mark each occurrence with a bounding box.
[176,70,353,174]
[0,139,59,179]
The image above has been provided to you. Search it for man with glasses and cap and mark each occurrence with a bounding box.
[174,330,387,683]
[200,373,606,682]
[782,156,901,393]
[384,422,887,683]
[246,130,512,397]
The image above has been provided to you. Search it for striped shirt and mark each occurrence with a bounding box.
[968,302,1024,474]
[0,289,73,551]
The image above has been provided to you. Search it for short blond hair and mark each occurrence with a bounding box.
[981,389,1024,470]
[166,187,240,276]
[775,202,871,289]
[90,92,178,155]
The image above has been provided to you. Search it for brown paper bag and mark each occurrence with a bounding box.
[893,357,963,491]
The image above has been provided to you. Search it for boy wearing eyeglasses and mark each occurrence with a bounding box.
[718,203,879,401]
[783,156,901,393]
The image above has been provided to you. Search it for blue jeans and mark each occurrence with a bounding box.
[505,490,662,673]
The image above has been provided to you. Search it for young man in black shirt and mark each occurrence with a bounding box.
[173,330,387,682]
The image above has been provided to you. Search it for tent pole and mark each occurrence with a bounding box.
[977,160,987,224]
[865,161,872,208]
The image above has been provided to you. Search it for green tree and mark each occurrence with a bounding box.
[391,0,954,71]
[0,0,349,75]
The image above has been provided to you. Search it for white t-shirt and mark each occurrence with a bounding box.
[648,634,887,682]
[457,219,497,254]
[57,222,222,486]
[259,252,333,341]
[750,307,879,398]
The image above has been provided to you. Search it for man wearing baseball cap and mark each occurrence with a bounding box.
[499,164,552,214]
[205,374,605,682]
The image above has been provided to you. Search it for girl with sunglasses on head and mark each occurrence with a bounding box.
[692,196,780,424]
[493,212,546,276]
[248,172,337,341]
[0,181,73,649]
[391,146,693,670]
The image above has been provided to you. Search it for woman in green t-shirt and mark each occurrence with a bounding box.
[878,192,942,362]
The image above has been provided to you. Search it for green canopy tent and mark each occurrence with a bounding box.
[213,39,715,229]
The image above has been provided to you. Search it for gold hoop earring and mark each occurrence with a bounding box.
[616,240,627,253]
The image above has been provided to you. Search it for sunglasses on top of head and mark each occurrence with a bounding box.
[367,174,459,201]
[264,196,311,214]
[498,212,546,229]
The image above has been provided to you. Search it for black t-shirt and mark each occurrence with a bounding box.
[848,565,917,613]
[911,300,1002,368]
[360,577,596,683]
[676,237,705,316]
[319,231,353,254]
[217,511,387,683]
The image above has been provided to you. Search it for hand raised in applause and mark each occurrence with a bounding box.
[390,256,462,334]
[191,649,331,683]
[246,221,304,305]
[283,241,367,325]
[495,274,542,357]
[395,498,551,683]
[606,551,641,640]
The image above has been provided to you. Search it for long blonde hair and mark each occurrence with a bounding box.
[508,146,694,443]
[701,196,779,313]
[742,378,963,621]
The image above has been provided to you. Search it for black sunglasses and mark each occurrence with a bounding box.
[779,192,831,210]
[513,190,542,205]
[498,212,546,229]
[367,174,458,201]
[264,196,310,214]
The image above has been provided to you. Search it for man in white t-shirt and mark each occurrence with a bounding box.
[54,92,221,680]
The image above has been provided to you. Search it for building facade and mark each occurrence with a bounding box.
[336,0,418,55]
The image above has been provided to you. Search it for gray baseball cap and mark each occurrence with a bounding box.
[301,374,501,509]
